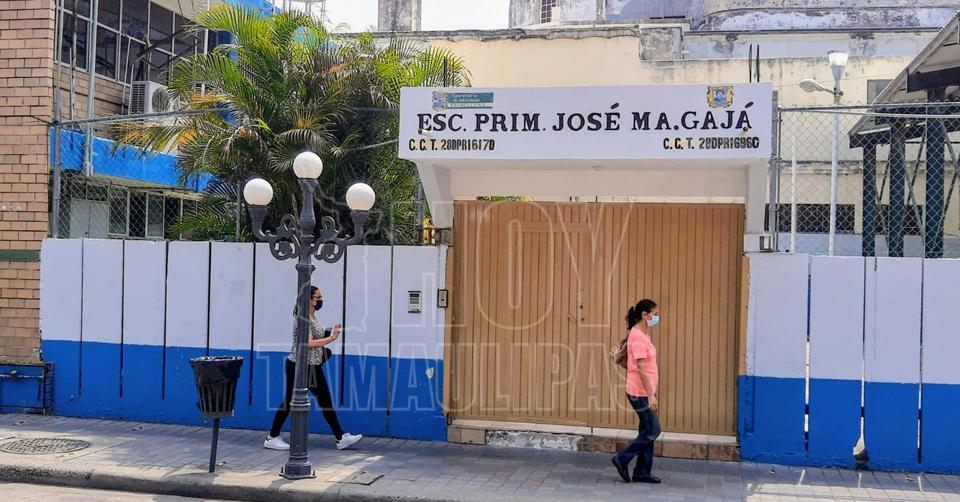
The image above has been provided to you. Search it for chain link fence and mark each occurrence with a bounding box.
[51,116,212,241]
[54,169,203,240]
[49,111,431,245]
[773,103,960,258]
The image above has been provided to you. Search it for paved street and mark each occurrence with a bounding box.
[0,482,224,501]
[0,414,957,501]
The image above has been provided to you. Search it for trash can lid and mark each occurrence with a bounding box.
[190,356,244,363]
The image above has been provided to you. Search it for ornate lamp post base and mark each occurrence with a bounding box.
[280,463,316,479]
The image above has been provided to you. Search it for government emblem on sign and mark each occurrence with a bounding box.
[431,91,494,112]
[432,91,449,111]
[707,86,734,108]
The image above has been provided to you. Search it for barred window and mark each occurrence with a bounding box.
[108,186,129,236]
[769,204,856,234]
[875,205,923,236]
[130,192,146,238]
[146,194,165,238]
[541,0,557,23]
[164,197,182,239]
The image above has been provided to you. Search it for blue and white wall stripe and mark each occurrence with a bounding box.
[807,256,863,467]
[341,245,391,436]
[863,258,922,471]
[739,253,808,465]
[120,240,167,422]
[919,259,960,473]
[740,253,960,473]
[38,239,82,416]
[389,246,447,440]
[161,241,212,425]
[79,240,124,419]
[38,239,448,442]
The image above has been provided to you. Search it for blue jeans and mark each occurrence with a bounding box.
[614,395,661,477]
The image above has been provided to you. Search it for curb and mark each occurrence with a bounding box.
[0,462,458,501]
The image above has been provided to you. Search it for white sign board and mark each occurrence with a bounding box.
[399,83,773,161]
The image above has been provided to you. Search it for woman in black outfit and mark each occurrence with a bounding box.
[263,286,362,450]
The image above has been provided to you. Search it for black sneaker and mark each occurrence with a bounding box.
[631,474,661,484]
[611,456,631,483]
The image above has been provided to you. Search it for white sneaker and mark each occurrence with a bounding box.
[336,433,363,450]
[263,435,290,451]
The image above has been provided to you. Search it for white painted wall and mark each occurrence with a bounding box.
[864,258,922,385]
[745,253,809,379]
[391,246,447,362]
[81,240,123,345]
[809,256,864,381]
[122,241,167,347]
[40,240,448,363]
[209,243,254,351]
[744,253,960,388]
[921,259,960,385]
[345,245,392,359]
[165,242,210,349]
[39,239,82,343]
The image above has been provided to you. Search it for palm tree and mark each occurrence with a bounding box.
[116,5,469,242]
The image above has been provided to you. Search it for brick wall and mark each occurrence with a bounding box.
[0,0,54,363]
[56,71,127,120]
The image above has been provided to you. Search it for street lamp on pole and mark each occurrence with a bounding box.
[243,151,375,479]
[799,49,848,255]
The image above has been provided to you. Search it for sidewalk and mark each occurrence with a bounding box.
[0,414,957,501]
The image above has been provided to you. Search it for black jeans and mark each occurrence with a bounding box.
[614,394,661,477]
[269,359,345,440]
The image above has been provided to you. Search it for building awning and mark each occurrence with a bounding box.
[849,10,960,147]
[52,129,212,191]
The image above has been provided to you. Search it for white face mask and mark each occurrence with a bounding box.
[647,314,660,327]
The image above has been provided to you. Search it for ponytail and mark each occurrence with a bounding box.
[624,298,657,330]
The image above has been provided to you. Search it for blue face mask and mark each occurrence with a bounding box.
[647,314,660,327]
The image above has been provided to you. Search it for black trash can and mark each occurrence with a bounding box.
[189,356,244,419]
[189,356,244,473]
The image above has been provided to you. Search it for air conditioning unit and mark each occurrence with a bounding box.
[129,81,180,153]
[130,81,179,115]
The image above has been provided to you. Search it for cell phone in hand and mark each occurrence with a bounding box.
[323,328,332,338]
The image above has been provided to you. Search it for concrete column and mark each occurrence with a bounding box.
[744,162,768,252]
[888,121,906,257]
[416,163,454,228]
[862,144,878,257]
[925,92,947,258]
[378,0,422,31]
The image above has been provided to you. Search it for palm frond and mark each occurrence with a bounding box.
[114,5,471,243]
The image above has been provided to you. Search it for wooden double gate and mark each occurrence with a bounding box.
[446,201,744,434]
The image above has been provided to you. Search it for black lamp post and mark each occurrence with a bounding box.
[243,151,375,479]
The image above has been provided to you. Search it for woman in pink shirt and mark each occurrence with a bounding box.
[611,298,662,484]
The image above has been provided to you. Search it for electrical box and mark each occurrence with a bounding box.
[437,289,449,308]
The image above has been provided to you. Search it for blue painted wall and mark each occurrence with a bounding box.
[0,364,51,414]
[39,339,444,439]
[739,254,960,474]
[51,129,212,190]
